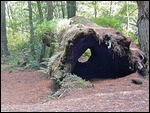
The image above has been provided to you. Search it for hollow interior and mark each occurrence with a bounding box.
[71,35,135,80]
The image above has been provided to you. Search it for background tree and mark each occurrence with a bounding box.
[37,1,44,23]
[47,1,53,21]
[67,1,76,19]
[37,1,46,62]
[137,1,149,76]
[93,1,97,18]
[61,1,65,18]
[28,1,35,55]
[1,1,10,57]
[47,1,55,58]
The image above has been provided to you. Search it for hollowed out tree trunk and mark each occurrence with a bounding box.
[49,16,147,88]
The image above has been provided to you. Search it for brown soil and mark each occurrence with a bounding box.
[1,66,149,112]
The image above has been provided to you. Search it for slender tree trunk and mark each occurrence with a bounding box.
[137,1,149,77]
[37,1,46,62]
[109,1,112,16]
[67,1,76,19]
[61,1,65,18]
[126,1,129,36]
[94,1,97,18]
[37,1,44,23]
[5,1,11,20]
[28,1,35,55]
[47,1,53,21]
[1,1,10,57]
[47,1,55,58]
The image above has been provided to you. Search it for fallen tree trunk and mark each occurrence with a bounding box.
[48,16,147,91]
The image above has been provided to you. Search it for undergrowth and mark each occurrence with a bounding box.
[40,73,93,103]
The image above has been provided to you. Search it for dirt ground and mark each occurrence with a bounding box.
[1,66,149,112]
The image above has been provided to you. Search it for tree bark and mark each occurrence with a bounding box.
[67,1,76,19]
[37,1,46,62]
[47,1,53,21]
[1,1,10,57]
[28,1,35,55]
[109,1,113,16]
[37,1,44,23]
[93,1,97,18]
[137,1,149,77]
[61,1,65,18]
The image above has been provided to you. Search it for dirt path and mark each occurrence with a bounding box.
[1,69,53,105]
[1,67,149,112]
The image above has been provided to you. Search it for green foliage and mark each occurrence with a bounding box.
[128,32,139,45]
[92,16,138,44]
[83,48,91,58]
[34,19,59,58]
[60,73,92,88]
[1,52,25,72]
[40,72,93,103]
[27,60,41,69]
[7,33,30,53]
[39,52,61,74]
[92,16,122,31]
[35,19,58,39]
[78,48,91,62]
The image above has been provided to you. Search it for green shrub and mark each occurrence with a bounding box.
[8,33,30,53]
[35,19,58,39]
[92,16,122,31]
[27,60,40,69]
[92,17,138,45]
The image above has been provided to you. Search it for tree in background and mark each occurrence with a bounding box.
[93,1,97,18]
[67,1,76,19]
[47,1,55,58]
[37,1,44,23]
[37,1,46,62]
[1,1,10,57]
[28,1,35,56]
[47,1,53,21]
[137,1,149,76]
[61,1,65,18]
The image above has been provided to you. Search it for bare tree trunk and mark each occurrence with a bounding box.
[47,1,55,58]
[109,1,112,16]
[61,1,65,18]
[126,1,129,36]
[1,1,10,57]
[28,1,35,55]
[37,1,44,23]
[94,1,97,18]
[137,1,149,77]
[5,1,11,20]
[37,1,46,62]
[47,1,53,21]
[67,1,76,19]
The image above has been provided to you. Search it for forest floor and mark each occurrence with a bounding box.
[1,64,149,112]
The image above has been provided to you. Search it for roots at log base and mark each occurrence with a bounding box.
[48,16,147,93]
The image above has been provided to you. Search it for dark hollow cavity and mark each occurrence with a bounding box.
[71,35,135,80]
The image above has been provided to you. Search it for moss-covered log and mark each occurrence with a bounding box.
[49,16,147,91]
